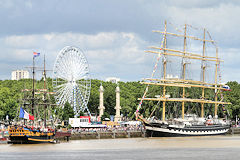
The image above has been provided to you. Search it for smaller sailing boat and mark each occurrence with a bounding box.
[8,53,55,144]
[136,21,231,137]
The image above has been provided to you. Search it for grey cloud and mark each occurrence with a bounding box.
[0,0,240,82]
[0,32,154,81]
[0,0,151,36]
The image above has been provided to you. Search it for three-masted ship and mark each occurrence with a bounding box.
[9,54,55,144]
[136,21,231,137]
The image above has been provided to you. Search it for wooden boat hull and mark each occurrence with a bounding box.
[8,126,55,144]
[144,122,230,137]
[8,135,54,144]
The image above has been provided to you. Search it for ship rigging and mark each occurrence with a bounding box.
[136,21,231,137]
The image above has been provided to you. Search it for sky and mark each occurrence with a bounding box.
[1,0,240,83]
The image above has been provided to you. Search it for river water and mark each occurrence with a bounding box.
[1,135,240,160]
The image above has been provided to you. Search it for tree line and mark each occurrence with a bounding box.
[0,78,238,121]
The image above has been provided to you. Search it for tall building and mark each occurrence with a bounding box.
[11,70,30,80]
[106,77,120,84]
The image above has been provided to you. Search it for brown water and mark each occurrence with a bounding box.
[1,135,240,159]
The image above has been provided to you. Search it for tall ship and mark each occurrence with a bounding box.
[8,53,55,144]
[136,21,231,137]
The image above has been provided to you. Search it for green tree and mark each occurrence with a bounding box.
[62,101,74,120]
[0,78,238,122]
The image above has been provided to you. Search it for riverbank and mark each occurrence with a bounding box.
[229,127,240,134]
[2,127,240,143]
[56,130,145,141]
[57,127,240,141]
[56,126,240,141]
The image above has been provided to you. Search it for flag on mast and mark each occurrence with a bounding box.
[33,52,40,58]
[19,107,35,120]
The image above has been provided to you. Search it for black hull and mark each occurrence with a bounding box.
[146,129,227,137]
[144,122,230,137]
[8,135,54,144]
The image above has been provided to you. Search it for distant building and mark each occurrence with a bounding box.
[11,70,29,80]
[106,77,120,84]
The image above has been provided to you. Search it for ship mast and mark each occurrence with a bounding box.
[214,48,219,117]
[22,54,55,127]
[201,29,206,118]
[32,55,35,123]
[139,21,231,120]
[182,24,187,119]
[162,20,167,121]
[43,54,47,128]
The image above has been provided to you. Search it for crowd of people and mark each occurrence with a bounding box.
[0,124,9,141]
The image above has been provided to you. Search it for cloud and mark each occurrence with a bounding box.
[0,0,240,83]
[163,0,232,9]
[1,30,239,83]
[1,32,154,81]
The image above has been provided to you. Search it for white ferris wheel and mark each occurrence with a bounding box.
[53,46,91,115]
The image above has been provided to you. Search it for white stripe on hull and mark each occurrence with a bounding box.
[146,126,229,136]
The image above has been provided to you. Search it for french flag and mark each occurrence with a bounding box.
[33,52,40,58]
[19,107,34,120]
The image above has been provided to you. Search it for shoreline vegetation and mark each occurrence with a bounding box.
[0,79,238,123]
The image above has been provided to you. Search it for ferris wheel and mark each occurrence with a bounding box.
[53,46,91,115]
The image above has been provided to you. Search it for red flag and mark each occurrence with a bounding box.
[29,115,34,120]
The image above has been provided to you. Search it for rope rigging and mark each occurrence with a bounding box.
[135,36,165,116]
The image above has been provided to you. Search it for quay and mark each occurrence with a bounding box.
[2,127,240,143]
[229,127,240,134]
[56,130,145,141]
[57,127,240,141]
[72,130,145,140]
